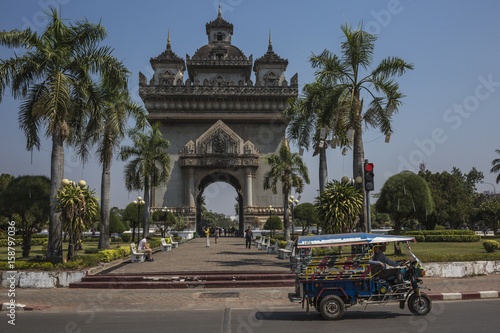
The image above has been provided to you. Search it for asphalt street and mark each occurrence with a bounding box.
[2,299,500,333]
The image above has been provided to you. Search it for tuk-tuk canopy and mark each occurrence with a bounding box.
[296,232,416,248]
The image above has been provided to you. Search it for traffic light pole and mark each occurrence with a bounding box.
[365,159,372,233]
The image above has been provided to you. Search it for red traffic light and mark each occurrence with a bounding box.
[365,163,374,172]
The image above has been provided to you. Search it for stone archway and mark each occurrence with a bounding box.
[196,171,244,233]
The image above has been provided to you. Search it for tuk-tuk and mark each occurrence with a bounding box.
[288,232,432,320]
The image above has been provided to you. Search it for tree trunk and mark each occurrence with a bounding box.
[283,190,290,241]
[319,146,328,194]
[98,160,111,249]
[47,132,64,263]
[22,228,32,258]
[143,181,151,238]
[352,105,367,232]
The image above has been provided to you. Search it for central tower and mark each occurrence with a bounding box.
[139,9,298,232]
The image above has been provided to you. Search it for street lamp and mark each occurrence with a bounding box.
[480,181,497,199]
[268,205,274,237]
[133,196,145,239]
[289,195,299,240]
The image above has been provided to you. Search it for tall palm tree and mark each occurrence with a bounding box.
[0,9,128,262]
[284,80,350,193]
[120,122,171,238]
[490,149,500,184]
[263,140,310,241]
[79,81,147,249]
[309,22,414,231]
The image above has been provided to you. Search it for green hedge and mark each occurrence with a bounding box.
[390,230,479,242]
[0,238,48,247]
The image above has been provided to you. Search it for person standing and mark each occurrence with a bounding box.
[204,226,210,247]
[245,226,253,249]
[215,228,219,244]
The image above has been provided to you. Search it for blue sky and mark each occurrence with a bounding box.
[1,0,499,216]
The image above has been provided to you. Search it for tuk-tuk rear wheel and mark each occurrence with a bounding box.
[319,295,345,320]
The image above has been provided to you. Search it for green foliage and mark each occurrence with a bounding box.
[395,230,479,242]
[121,234,131,242]
[293,203,319,235]
[419,168,483,229]
[483,240,499,252]
[479,199,500,235]
[264,216,283,231]
[315,180,363,234]
[376,171,435,234]
[109,209,126,234]
[84,248,100,254]
[263,141,310,240]
[55,182,99,261]
[0,175,51,257]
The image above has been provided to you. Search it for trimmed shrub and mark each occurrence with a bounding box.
[84,248,100,254]
[121,234,131,242]
[483,240,499,253]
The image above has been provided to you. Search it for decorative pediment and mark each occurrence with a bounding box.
[197,120,242,155]
[179,121,260,168]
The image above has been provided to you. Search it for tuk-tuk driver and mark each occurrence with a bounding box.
[368,244,403,284]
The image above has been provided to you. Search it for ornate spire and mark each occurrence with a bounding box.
[218,0,222,18]
[268,29,273,52]
[167,28,171,50]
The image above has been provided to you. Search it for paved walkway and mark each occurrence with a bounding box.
[1,236,500,312]
[107,236,290,274]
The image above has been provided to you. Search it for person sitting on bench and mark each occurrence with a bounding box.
[138,236,154,262]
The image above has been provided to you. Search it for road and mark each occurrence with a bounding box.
[2,299,500,333]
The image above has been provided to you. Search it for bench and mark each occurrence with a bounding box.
[278,241,293,259]
[130,243,146,263]
[168,236,179,249]
[160,238,172,251]
[267,239,278,254]
[261,237,271,251]
[256,236,266,249]
[254,236,262,247]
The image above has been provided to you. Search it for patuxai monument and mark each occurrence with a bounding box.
[138,8,298,232]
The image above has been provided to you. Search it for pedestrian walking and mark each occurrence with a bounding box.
[245,226,253,249]
[204,226,210,247]
[215,228,219,244]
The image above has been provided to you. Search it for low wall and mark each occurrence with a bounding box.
[424,261,500,277]
[1,260,499,288]
[1,270,86,288]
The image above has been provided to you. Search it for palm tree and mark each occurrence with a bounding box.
[263,140,310,241]
[79,81,147,249]
[315,180,363,234]
[120,122,171,238]
[490,149,500,184]
[0,9,128,263]
[284,80,350,193]
[55,180,99,261]
[309,22,414,231]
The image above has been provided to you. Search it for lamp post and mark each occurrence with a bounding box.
[480,181,497,199]
[268,205,274,237]
[288,196,299,240]
[133,196,145,240]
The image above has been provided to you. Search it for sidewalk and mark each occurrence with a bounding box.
[1,236,500,312]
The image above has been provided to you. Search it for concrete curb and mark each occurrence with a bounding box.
[428,291,500,301]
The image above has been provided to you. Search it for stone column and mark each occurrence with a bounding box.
[245,168,253,206]
[187,167,195,207]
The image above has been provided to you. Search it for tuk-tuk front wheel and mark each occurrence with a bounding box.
[408,292,432,316]
[319,295,345,320]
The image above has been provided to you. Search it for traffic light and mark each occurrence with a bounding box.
[364,163,374,191]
